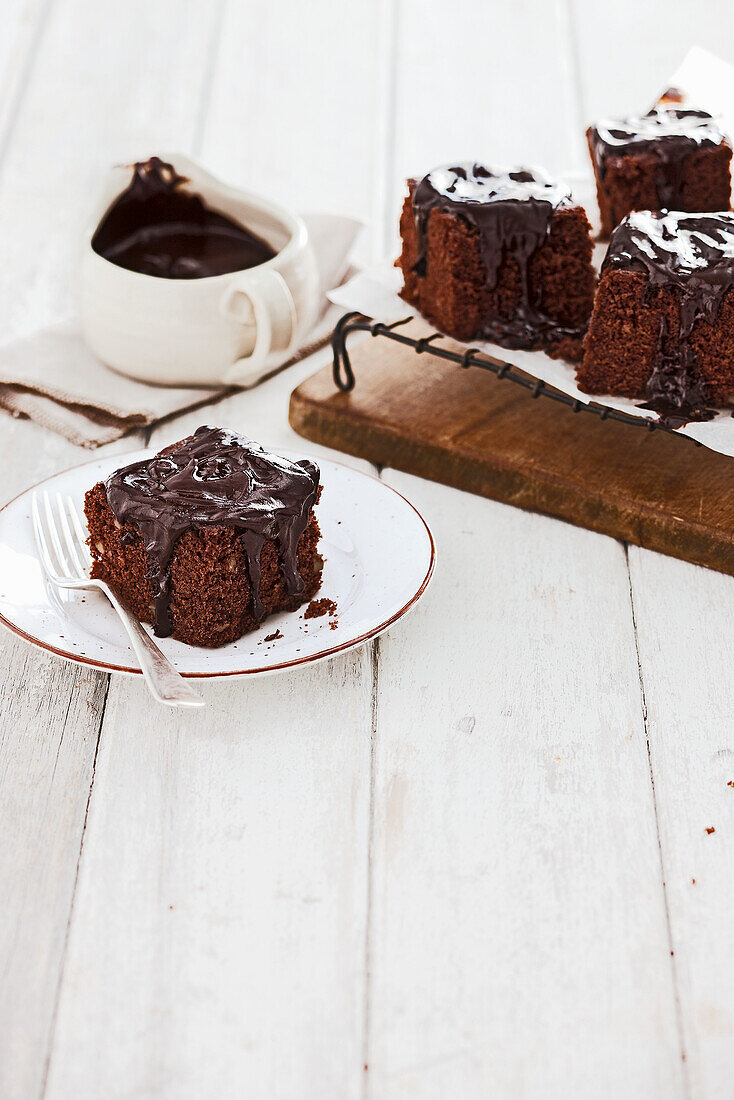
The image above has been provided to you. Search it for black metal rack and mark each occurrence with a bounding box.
[331,310,705,446]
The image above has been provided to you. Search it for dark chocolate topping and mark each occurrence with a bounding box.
[589,107,727,210]
[105,425,320,637]
[410,162,577,348]
[92,157,276,279]
[603,210,734,425]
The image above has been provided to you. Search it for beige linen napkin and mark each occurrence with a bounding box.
[0,214,360,448]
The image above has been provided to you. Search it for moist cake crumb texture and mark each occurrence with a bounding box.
[578,210,734,425]
[397,161,596,352]
[84,425,322,647]
[304,597,337,620]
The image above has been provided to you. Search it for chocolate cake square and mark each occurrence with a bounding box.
[587,107,732,239]
[577,210,734,425]
[84,426,322,647]
[397,163,595,358]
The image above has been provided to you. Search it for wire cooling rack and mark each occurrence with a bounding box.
[330,310,704,446]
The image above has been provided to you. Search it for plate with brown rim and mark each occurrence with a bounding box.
[0,449,435,678]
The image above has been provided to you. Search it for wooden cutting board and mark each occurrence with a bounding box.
[289,320,734,576]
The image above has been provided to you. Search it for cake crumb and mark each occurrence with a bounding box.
[304,597,337,620]
[706,826,716,835]
[264,630,283,642]
[545,335,585,363]
[661,86,684,103]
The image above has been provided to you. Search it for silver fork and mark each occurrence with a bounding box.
[32,491,205,708]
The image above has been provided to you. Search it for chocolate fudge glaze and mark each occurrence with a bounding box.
[589,108,727,211]
[603,210,734,426]
[105,425,320,637]
[92,157,275,278]
[410,162,578,348]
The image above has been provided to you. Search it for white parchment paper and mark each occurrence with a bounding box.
[329,48,734,459]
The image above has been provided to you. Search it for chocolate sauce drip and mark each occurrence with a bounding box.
[92,157,276,278]
[603,210,734,425]
[105,426,320,637]
[410,162,577,348]
[589,108,727,211]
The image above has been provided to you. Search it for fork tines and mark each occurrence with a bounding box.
[32,491,91,585]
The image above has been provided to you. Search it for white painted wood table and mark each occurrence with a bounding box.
[2,3,734,1097]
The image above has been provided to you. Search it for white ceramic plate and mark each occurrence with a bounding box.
[0,450,435,678]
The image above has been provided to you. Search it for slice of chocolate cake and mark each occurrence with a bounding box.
[398,163,595,357]
[84,426,322,647]
[587,107,732,239]
[577,210,734,426]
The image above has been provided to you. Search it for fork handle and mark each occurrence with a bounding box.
[100,583,205,707]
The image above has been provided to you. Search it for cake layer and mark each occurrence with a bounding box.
[398,162,595,353]
[85,426,322,645]
[578,210,734,423]
[587,107,732,238]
